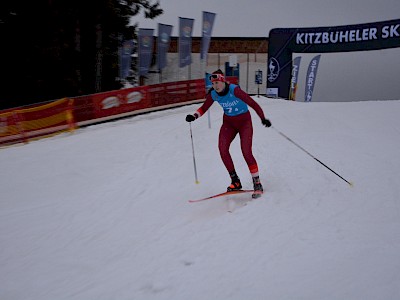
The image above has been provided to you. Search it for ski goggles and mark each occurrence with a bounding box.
[209,73,225,82]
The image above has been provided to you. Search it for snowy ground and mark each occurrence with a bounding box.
[1,97,400,300]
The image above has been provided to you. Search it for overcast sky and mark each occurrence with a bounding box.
[131,0,400,37]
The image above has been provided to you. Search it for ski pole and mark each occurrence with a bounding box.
[189,122,200,184]
[272,126,353,186]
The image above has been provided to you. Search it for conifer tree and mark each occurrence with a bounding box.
[0,0,163,109]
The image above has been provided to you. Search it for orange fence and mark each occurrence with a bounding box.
[0,77,238,146]
[0,98,75,146]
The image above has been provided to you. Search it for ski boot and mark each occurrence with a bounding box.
[252,176,263,199]
[227,171,242,192]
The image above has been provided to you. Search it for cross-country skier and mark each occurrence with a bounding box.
[185,69,272,198]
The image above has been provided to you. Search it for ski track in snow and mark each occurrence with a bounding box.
[1,98,400,299]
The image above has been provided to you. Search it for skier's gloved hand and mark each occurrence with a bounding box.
[262,118,272,127]
[186,114,196,122]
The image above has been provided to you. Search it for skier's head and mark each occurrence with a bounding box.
[209,69,225,83]
[210,69,226,93]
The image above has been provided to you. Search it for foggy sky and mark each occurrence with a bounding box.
[132,0,400,37]
[132,1,400,102]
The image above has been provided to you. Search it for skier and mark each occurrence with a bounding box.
[185,69,272,198]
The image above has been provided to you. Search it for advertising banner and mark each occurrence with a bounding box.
[91,87,150,119]
[179,17,194,68]
[138,28,154,77]
[119,39,134,80]
[157,23,173,70]
[200,12,216,60]
[267,18,400,99]
[304,55,321,102]
[289,56,301,100]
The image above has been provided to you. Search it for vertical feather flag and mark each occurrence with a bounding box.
[304,55,321,102]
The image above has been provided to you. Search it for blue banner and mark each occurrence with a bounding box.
[157,23,173,70]
[304,55,321,102]
[289,56,301,100]
[138,28,154,77]
[119,39,134,80]
[205,72,212,90]
[200,12,216,60]
[179,17,194,68]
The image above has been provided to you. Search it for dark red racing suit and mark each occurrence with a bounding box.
[194,83,266,176]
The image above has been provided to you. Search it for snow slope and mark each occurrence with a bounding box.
[1,98,400,299]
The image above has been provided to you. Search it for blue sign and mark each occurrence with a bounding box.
[225,62,239,78]
[255,70,263,84]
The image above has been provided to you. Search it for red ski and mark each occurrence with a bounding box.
[188,190,254,203]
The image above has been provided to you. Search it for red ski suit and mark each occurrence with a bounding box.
[194,84,266,176]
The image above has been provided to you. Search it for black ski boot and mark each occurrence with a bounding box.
[227,171,242,192]
[252,176,263,198]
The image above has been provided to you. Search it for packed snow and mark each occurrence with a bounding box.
[1,97,400,299]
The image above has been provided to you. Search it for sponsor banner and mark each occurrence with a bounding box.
[289,56,301,100]
[200,11,216,60]
[138,28,154,77]
[91,87,150,119]
[179,17,194,67]
[89,78,216,119]
[304,55,321,102]
[295,23,400,46]
[157,23,173,70]
[119,39,134,80]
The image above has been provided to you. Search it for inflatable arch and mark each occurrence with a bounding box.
[267,19,400,99]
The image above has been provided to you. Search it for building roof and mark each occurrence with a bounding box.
[157,37,269,53]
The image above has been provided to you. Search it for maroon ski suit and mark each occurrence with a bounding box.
[194,83,266,176]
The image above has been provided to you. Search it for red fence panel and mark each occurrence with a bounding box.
[0,77,238,146]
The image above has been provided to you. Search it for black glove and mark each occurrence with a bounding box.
[186,114,196,122]
[262,118,272,127]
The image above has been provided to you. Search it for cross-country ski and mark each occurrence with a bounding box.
[188,189,255,203]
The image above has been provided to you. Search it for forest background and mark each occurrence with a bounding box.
[0,0,163,109]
